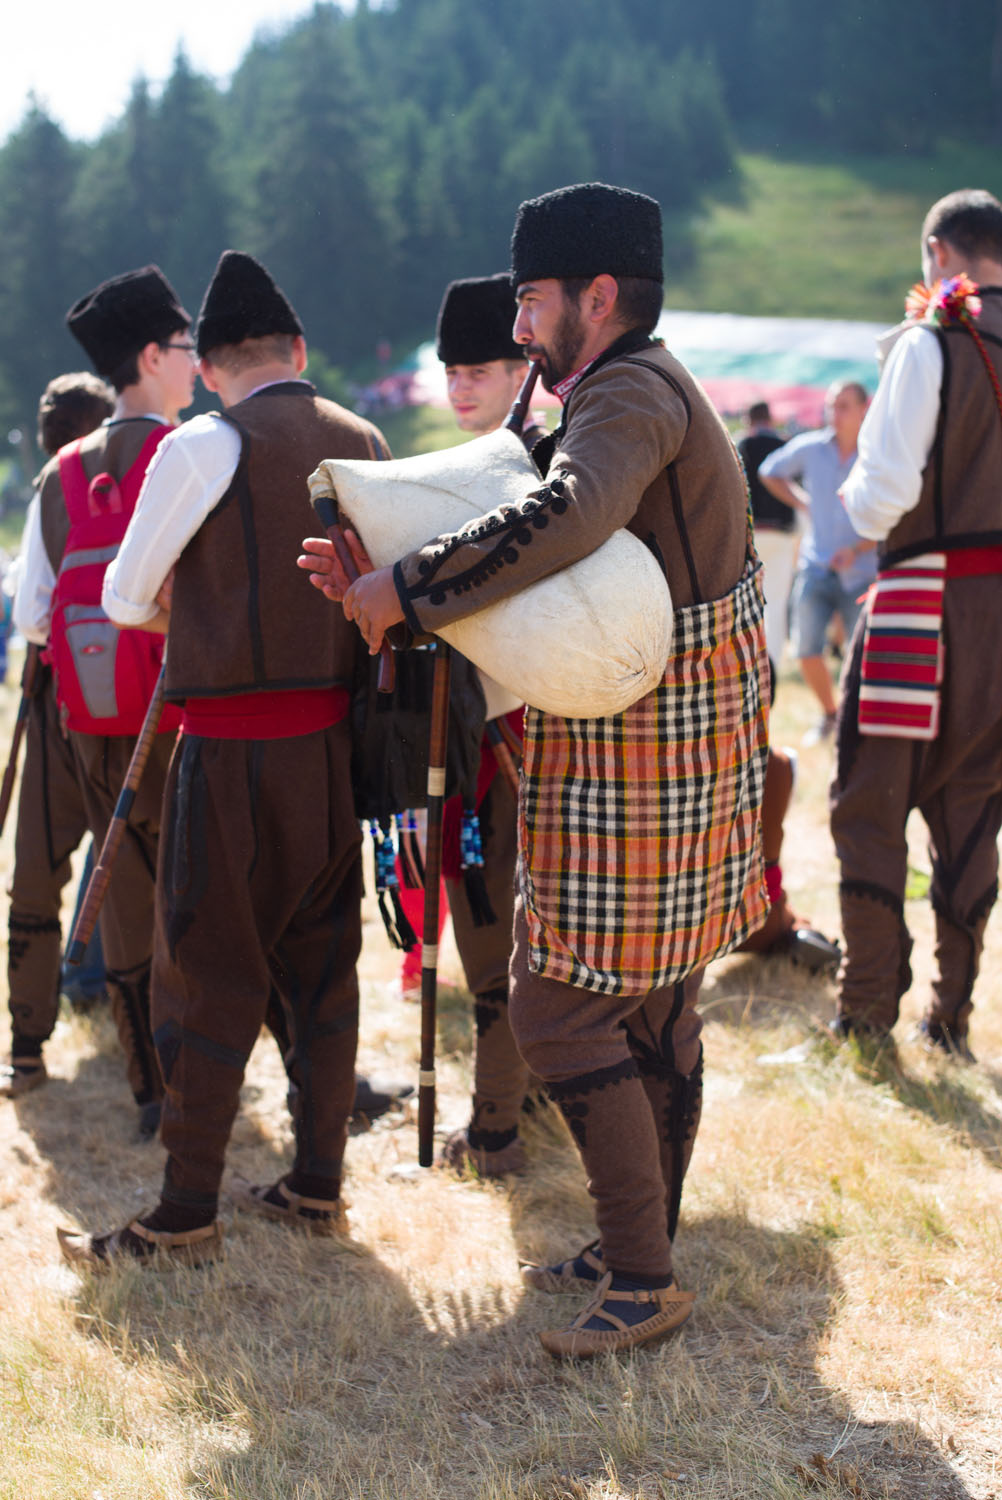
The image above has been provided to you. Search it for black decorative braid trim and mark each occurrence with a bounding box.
[401,471,573,608]
[394,560,423,635]
[467,1123,519,1153]
[8,916,61,935]
[547,1056,640,1101]
[839,878,905,918]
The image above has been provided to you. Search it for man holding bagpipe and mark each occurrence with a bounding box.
[303,184,770,1357]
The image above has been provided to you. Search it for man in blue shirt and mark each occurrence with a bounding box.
[759,381,874,742]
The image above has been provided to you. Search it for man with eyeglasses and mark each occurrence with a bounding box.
[3,266,195,1136]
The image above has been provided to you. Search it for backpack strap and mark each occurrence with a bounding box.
[56,424,172,528]
[118,424,173,510]
[56,440,93,526]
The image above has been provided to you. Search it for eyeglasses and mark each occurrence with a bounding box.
[163,341,198,360]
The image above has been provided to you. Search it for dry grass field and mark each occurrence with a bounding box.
[1,650,1000,1500]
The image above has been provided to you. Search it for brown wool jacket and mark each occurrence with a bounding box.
[393,329,750,636]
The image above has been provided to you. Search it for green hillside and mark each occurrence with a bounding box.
[667,145,1002,323]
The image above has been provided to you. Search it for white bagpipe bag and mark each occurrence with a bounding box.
[309,427,673,720]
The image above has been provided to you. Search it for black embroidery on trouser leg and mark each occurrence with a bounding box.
[164,737,211,961]
[7,915,61,974]
[928,877,996,1036]
[474,986,508,1040]
[467,1103,519,1154]
[840,878,914,1004]
[547,1057,640,1149]
[107,960,160,1105]
[627,985,703,1241]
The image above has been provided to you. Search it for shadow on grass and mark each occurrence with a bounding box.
[878,1059,1002,1175]
[16,1028,976,1498]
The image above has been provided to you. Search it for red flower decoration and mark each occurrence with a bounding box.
[905,274,982,326]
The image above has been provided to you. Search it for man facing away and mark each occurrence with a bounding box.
[1,373,114,1105]
[59,251,390,1266]
[302,183,769,1357]
[4,269,195,1135]
[759,381,875,744]
[433,272,545,1176]
[830,189,1002,1060]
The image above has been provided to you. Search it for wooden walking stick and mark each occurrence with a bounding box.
[0,643,40,838]
[418,639,452,1167]
[65,664,167,966]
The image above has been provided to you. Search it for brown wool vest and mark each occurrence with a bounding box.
[619,346,749,609]
[166,383,382,699]
[882,289,1002,566]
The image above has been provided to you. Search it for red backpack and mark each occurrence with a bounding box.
[50,426,179,736]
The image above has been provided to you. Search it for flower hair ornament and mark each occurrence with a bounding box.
[906,273,1002,421]
[905,272,982,326]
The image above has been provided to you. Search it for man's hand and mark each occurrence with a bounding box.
[759,473,810,513]
[830,540,874,574]
[155,567,175,614]
[299,529,404,652]
[298,528,372,601]
[343,567,405,653]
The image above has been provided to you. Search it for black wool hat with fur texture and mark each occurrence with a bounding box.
[436,273,524,365]
[510,182,663,287]
[66,266,190,378]
[195,250,304,357]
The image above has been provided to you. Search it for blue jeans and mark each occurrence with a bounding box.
[791,562,864,659]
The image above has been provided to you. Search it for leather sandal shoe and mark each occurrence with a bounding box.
[230,1174,347,1235]
[539,1270,694,1359]
[57,1218,222,1270]
[0,1058,48,1099]
[521,1239,606,1292]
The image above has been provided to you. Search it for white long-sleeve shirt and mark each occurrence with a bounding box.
[12,495,52,645]
[840,324,943,542]
[102,414,241,626]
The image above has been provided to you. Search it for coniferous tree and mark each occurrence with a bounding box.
[0,102,82,436]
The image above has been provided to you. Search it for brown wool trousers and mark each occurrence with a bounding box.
[7,676,90,1047]
[831,578,1002,1038]
[152,720,362,1214]
[67,727,174,1107]
[509,893,703,1281]
[446,774,529,1150]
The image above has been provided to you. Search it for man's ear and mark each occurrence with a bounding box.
[586,274,621,326]
[927,236,951,275]
[199,357,221,394]
[136,340,164,378]
[292,335,308,375]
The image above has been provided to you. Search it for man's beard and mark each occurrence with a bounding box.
[528,303,587,392]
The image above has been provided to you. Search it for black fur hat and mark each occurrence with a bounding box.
[436,273,523,365]
[510,182,663,286]
[195,250,304,357]
[66,265,190,377]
